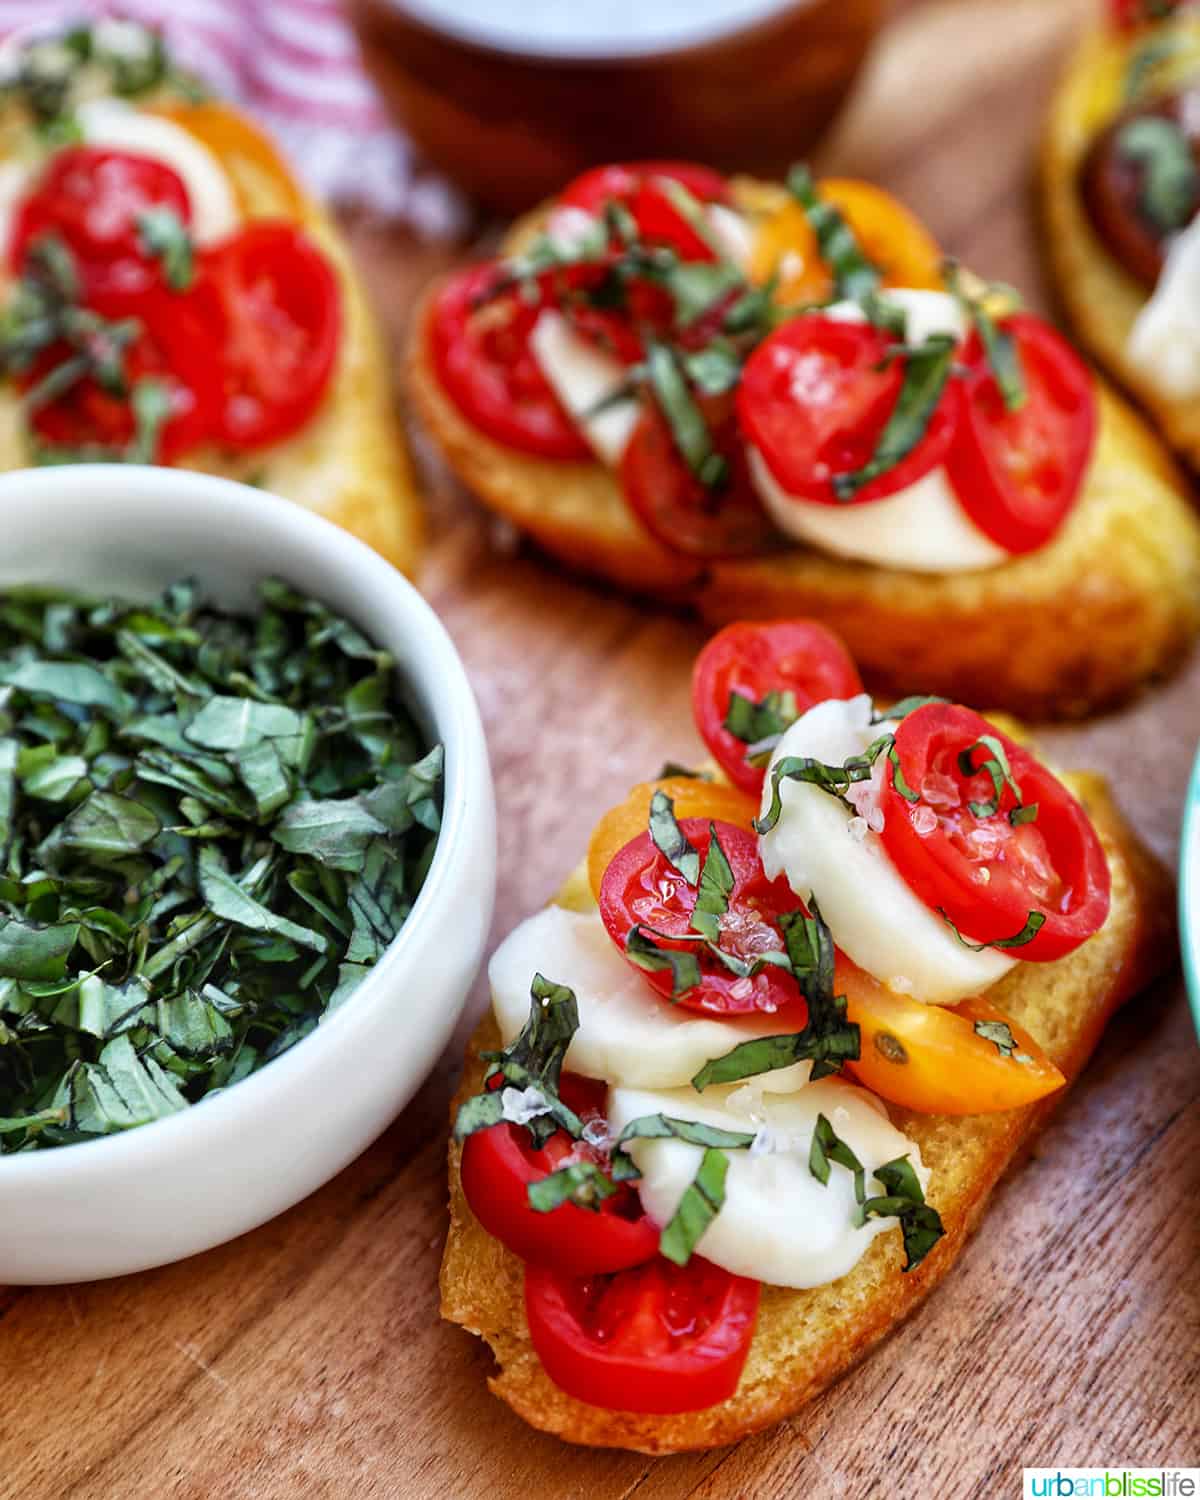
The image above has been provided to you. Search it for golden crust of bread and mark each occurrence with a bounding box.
[406,181,1200,718]
[440,771,1171,1454]
[0,105,422,576]
[1041,22,1200,467]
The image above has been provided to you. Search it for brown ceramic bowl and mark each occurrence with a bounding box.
[346,0,885,215]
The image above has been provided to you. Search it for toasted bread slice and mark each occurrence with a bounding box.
[440,771,1171,1454]
[0,104,421,575]
[1041,23,1200,471]
[407,179,1200,719]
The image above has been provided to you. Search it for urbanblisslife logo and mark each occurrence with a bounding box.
[1023,1472,1200,1498]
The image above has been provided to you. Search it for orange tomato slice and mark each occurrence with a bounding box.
[838,958,1065,1115]
[586,776,759,903]
[751,177,944,305]
[148,101,306,220]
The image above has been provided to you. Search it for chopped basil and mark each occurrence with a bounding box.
[648,788,700,884]
[973,1018,1034,1064]
[787,164,882,303]
[137,208,195,292]
[873,695,949,723]
[755,733,895,831]
[690,828,734,943]
[646,342,727,489]
[623,925,702,1000]
[658,1146,729,1266]
[615,1112,757,1151]
[1117,114,1200,233]
[454,973,582,1149]
[808,1116,944,1273]
[0,580,442,1152]
[682,341,743,396]
[128,379,172,465]
[724,688,800,748]
[938,908,1047,952]
[945,261,1026,413]
[957,733,1025,820]
[831,333,958,501]
[526,1158,633,1213]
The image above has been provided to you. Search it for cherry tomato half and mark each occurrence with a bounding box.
[525,1255,760,1414]
[10,146,192,298]
[837,957,1066,1114]
[878,703,1111,962]
[586,777,760,903]
[189,222,341,450]
[21,285,220,462]
[737,314,963,505]
[460,1073,657,1275]
[620,393,778,558]
[692,620,864,796]
[559,160,730,261]
[429,263,589,460]
[945,314,1096,556]
[599,818,808,1019]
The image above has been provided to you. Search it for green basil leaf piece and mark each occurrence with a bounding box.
[648,788,700,884]
[658,1146,729,1266]
[938,908,1047,951]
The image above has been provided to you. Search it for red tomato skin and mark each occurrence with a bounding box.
[23,285,221,462]
[692,620,864,795]
[878,703,1111,961]
[620,397,778,560]
[558,161,729,216]
[459,1074,657,1276]
[524,1256,760,1414]
[430,263,589,460]
[192,222,341,451]
[737,315,963,505]
[945,314,1097,556]
[598,818,809,1020]
[10,146,191,297]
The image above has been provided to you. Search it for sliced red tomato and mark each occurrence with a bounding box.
[946,314,1096,556]
[692,620,864,796]
[598,818,808,1020]
[429,263,589,460]
[737,315,963,505]
[460,1073,657,1275]
[558,160,730,261]
[877,703,1111,962]
[20,285,220,462]
[525,1255,760,1414]
[188,222,340,450]
[621,393,778,558]
[9,146,191,297]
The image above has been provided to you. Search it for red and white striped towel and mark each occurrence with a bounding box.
[0,0,466,236]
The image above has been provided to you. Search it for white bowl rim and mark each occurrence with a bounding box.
[0,464,484,1182]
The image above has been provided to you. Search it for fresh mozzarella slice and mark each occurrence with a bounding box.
[528,309,638,466]
[705,204,756,272]
[1127,216,1200,399]
[607,1078,928,1288]
[76,98,239,245]
[823,288,968,345]
[747,445,1008,572]
[758,694,1017,1004]
[489,904,813,1092]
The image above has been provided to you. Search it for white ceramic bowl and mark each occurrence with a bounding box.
[0,466,496,1284]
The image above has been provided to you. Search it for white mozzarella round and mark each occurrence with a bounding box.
[607,1078,928,1288]
[1128,215,1200,399]
[758,694,1016,1004]
[748,445,1008,573]
[704,203,756,272]
[76,99,239,246]
[528,309,638,466]
[489,904,812,1092]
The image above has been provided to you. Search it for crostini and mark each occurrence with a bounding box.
[442,618,1171,1453]
[409,160,1200,718]
[0,20,420,571]
[1043,0,1200,471]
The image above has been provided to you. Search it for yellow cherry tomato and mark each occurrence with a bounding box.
[838,958,1065,1115]
[586,776,759,903]
[148,100,306,220]
[751,177,944,306]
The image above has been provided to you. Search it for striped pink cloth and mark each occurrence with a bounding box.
[0,0,466,235]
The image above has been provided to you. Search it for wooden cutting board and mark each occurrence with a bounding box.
[2,1,1197,1495]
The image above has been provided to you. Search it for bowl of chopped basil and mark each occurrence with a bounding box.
[1181,746,1200,1045]
[0,465,495,1283]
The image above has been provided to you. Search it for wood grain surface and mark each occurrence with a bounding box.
[2,2,1198,1496]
